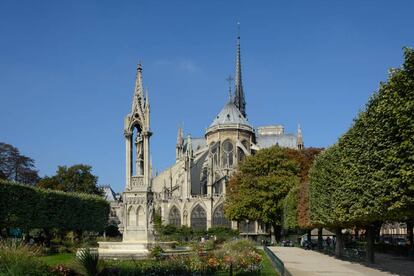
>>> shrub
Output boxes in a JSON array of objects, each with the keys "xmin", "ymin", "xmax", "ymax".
[
  {"xmin": 0, "ymin": 180, "xmax": 110, "ymax": 234},
  {"xmin": 219, "ymin": 239, "xmax": 263, "ymax": 273},
  {"xmin": 0, "ymin": 241, "xmax": 53, "ymax": 275},
  {"xmin": 207, "ymin": 226, "xmax": 239, "ymax": 243},
  {"xmin": 76, "ymin": 248, "xmax": 100, "ymax": 276},
  {"xmin": 104, "ymin": 225, "xmax": 121, "ymax": 237},
  {"xmin": 204, "ymin": 239, "xmax": 216, "ymax": 251},
  {"xmin": 149, "ymin": 245, "xmax": 164, "ymax": 260}
]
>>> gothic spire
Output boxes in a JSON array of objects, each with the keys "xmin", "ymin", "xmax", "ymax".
[
  {"xmin": 233, "ymin": 23, "xmax": 246, "ymax": 118},
  {"xmin": 132, "ymin": 63, "xmax": 145, "ymax": 118},
  {"xmin": 176, "ymin": 124, "xmax": 184, "ymax": 147},
  {"xmin": 297, "ymin": 124, "xmax": 304, "ymax": 150}
]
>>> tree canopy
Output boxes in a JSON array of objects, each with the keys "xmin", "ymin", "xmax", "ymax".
[
  {"xmin": 37, "ymin": 164, "xmax": 103, "ymax": 196},
  {"xmin": 310, "ymin": 48, "xmax": 414, "ymax": 227},
  {"xmin": 284, "ymin": 148, "xmax": 323, "ymax": 229},
  {"xmin": 225, "ymin": 146, "xmax": 301, "ymax": 238},
  {"xmin": 309, "ymin": 48, "xmax": 414, "ymax": 261},
  {"xmin": 0, "ymin": 142, "xmax": 40, "ymax": 185}
]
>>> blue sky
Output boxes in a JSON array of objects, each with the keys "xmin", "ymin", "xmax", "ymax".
[{"xmin": 1, "ymin": 1, "xmax": 413, "ymax": 192}]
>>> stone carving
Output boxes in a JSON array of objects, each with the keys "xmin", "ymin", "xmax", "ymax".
[{"xmin": 131, "ymin": 176, "xmax": 144, "ymax": 189}]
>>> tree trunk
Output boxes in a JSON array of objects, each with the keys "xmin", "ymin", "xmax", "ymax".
[
  {"xmin": 74, "ymin": 230, "xmax": 83, "ymax": 244},
  {"xmin": 275, "ymin": 224, "xmax": 282, "ymax": 243},
  {"xmin": 334, "ymin": 228, "xmax": 343, "ymax": 257},
  {"xmin": 354, "ymin": 227, "xmax": 359, "ymax": 240},
  {"xmin": 271, "ymin": 223, "xmax": 282, "ymax": 244},
  {"xmin": 318, "ymin": 227, "xmax": 323, "ymax": 250},
  {"xmin": 270, "ymin": 225, "xmax": 276, "ymax": 244},
  {"xmin": 407, "ymin": 219, "xmax": 413, "ymax": 254},
  {"xmin": 43, "ymin": 228, "xmax": 52, "ymax": 248},
  {"xmin": 366, "ymin": 225, "xmax": 375, "ymax": 263},
  {"xmin": 307, "ymin": 229, "xmax": 311, "ymax": 243}
]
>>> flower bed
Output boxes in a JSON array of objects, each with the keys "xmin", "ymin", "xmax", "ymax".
[{"xmin": 101, "ymin": 240, "xmax": 264, "ymax": 275}]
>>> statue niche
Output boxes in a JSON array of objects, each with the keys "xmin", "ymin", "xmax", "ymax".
[{"xmin": 133, "ymin": 125, "xmax": 144, "ymax": 176}]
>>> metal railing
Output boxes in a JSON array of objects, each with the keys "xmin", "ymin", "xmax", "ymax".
[{"xmin": 263, "ymin": 246, "xmax": 291, "ymax": 276}]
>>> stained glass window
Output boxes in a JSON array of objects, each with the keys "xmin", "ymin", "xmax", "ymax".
[
  {"xmin": 222, "ymin": 140, "xmax": 233, "ymax": 167},
  {"xmin": 168, "ymin": 206, "xmax": 181, "ymax": 227},
  {"xmin": 191, "ymin": 204, "xmax": 207, "ymax": 230},
  {"xmin": 212, "ymin": 204, "xmax": 231, "ymax": 227}
]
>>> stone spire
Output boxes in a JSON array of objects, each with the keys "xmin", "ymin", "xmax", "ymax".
[
  {"xmin": 175, "ymin": 124, "xmax": 184, "ymax": 161},
  {"xmin": 186, "ymin": 134, "xmax": 193, "ymax": 158},
  {"xmin": 176, "ymin": 125, "xmax": 184, "ymax": 146},
  {"xmin": 131, "ymin": 64, "xmax": 146, "ymax": 126},
  {"xmin": 233, "ymin": 23, "xmax": 246, "ymax": 118},
  {"xmin": 297, "ymin": 124, "xmax": 304, "ymax": 150}
]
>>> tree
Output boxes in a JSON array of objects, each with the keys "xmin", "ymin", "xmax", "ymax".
[
  {"xmin": 283, "ymin": 148, "xmax": 323, "ymax": 229},
  {"xmin": 0, "ymin": 142, "xmax": 40, "ymax": 185},
  {"xmin": 225, "ymin": 146, "xmax": 300, "ymax": 242},
  {"xmin": 309, "ymin": 48, "xmax": 414, "ymax": 262},
  {"xmin": 38, "ymin": 164, "xmax": 102, "ymax": 196}
]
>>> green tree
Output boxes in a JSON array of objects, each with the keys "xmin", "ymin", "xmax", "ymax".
[
  {"xmin": 0, "ymin": 142, "xmax": 40, "ymax": 185},
  {"xmin": 38, "ymin": 164, "xmax": 103, "ymax": 196},
  {"xmin": 309, "ymin": 48, "xmax": 414, "ymax": 262},
  {"xmin": 225, "ymin": 146, "xmax": 300, "ymax": 241},
  {"xmin": 283, "ymin": 148, "xmax": 323, "ymax": 229}
]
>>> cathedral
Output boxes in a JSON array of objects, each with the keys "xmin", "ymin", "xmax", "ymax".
[{"xmin": 117, "ymin": 34, "xmax": 304, "ymax": 241}]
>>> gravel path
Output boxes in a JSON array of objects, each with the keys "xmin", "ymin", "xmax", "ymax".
[{"xmin": 268, "ymin": 247, "xmax": 406, "ymax": 276}]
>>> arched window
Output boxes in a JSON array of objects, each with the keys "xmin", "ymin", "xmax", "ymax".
[
  {"xmin": 128, "ymin": 206, "xmax": 136, "ymax": 226},
  {"xmin": 238, "ymin": 147, "xmax": 245, "ymax": 162},
  {"xmin": 191, "ymin": 204, "xmax": 207, "ymax": 230},
  {"xmin": 169, "ymin": 206, "xmax": 181, "ymax": 227},
  {"xmin": 238, "ymin": 140, "xmax": 249, "ymax": 162},
  {"xmin": 210, "ymin": 143, "xmax": 219, "ymax": 167},
  {"xmin": 183, "ymin": 210, "xmax": 188, "ymax": 226},
  {"xmin": 212, "ymin": 204, "xmax": 231, "ymax": 227},
  {"xmin": 200, "ymin": 167, "xmax": 208, "ymax": 195},
  {"xmin": 222, "ymin": 140, "xmax": 233, "ymax": 167},
  {"xmin": 137, "ymin": 206, "xmax": 145, "ymax": 227},
  {"xmin": 213, "ymin": 173, "xmax": 223, "ymax": 194}
]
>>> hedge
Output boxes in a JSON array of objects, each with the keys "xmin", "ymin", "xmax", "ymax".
[{"xmin": 0, "ymin": 180, "xmax": 110, "ymax": 232}]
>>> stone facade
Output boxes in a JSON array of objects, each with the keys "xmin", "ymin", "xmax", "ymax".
[
  {"xmin": 148, "ymin": 35, "xmax": 304, "ymax": 237},
  {"xmin": 109, "ymin": 35, "xmax": 305, "ymax": 243}
]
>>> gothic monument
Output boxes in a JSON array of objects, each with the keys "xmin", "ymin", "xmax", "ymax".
[{"xmin": 99, "ymin": 32, "xmax": 304, "ymax": 258}]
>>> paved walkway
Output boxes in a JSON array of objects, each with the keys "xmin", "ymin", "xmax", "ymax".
[{"xmin": 268, "ymin": 247, "xmax": 397, "ymax": 276}]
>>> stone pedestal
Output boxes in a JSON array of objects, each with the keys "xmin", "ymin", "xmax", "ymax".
[{"xmin": 98, "ymin": 242, "xmax": 150, "ymax": 259}]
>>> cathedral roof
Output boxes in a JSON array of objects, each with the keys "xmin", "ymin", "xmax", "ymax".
[
  {"xmin": 256, "ymin": 133, "xmax": 298, "ymax": 149},
  {"xmin": 207, "ymin": 102, "xmax": 253, "ymax": 133}
]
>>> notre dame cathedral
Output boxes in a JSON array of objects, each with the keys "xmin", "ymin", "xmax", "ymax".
[{"xmin": 117, "ymin": 33, "xmax": 304, "ymax": 241}]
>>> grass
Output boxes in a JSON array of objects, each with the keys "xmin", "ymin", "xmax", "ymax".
[
  {"xmin": 38, "ymin": 252, "xmax": 76, "ymax": 266},
  {"xmin": 258, "ymin": 249, "xmax": 278, "ymax": 275}
]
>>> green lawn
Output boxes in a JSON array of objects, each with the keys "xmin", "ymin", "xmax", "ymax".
[
  {"xmin": 258, "ymin": 249, "xmax": 278, "ymax": 276},
  {"xmin": 38, "ymin": 252, "xmax": 76, "ymax": 266}
]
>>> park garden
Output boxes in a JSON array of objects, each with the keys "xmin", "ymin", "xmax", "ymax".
[
  {"xmin": 0, "ymin": 47, "xmax": 413, "ymax": 273},
  {"xmin": 225, "ymin": 48, "xmax": 414, "ymax": 264},
  {"xmin": 0, "ymin": 180, "xmax": 276, "ymax": 275}
]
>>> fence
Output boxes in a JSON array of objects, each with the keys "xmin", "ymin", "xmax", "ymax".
[{"xmin": 263, "ymin": 246, "xmax": 291, "ymax": 276}]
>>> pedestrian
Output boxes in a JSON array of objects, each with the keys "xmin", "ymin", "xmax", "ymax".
[{"xmin": 326, "ymin": 236, "xmax": 331, "ymax": 248}]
